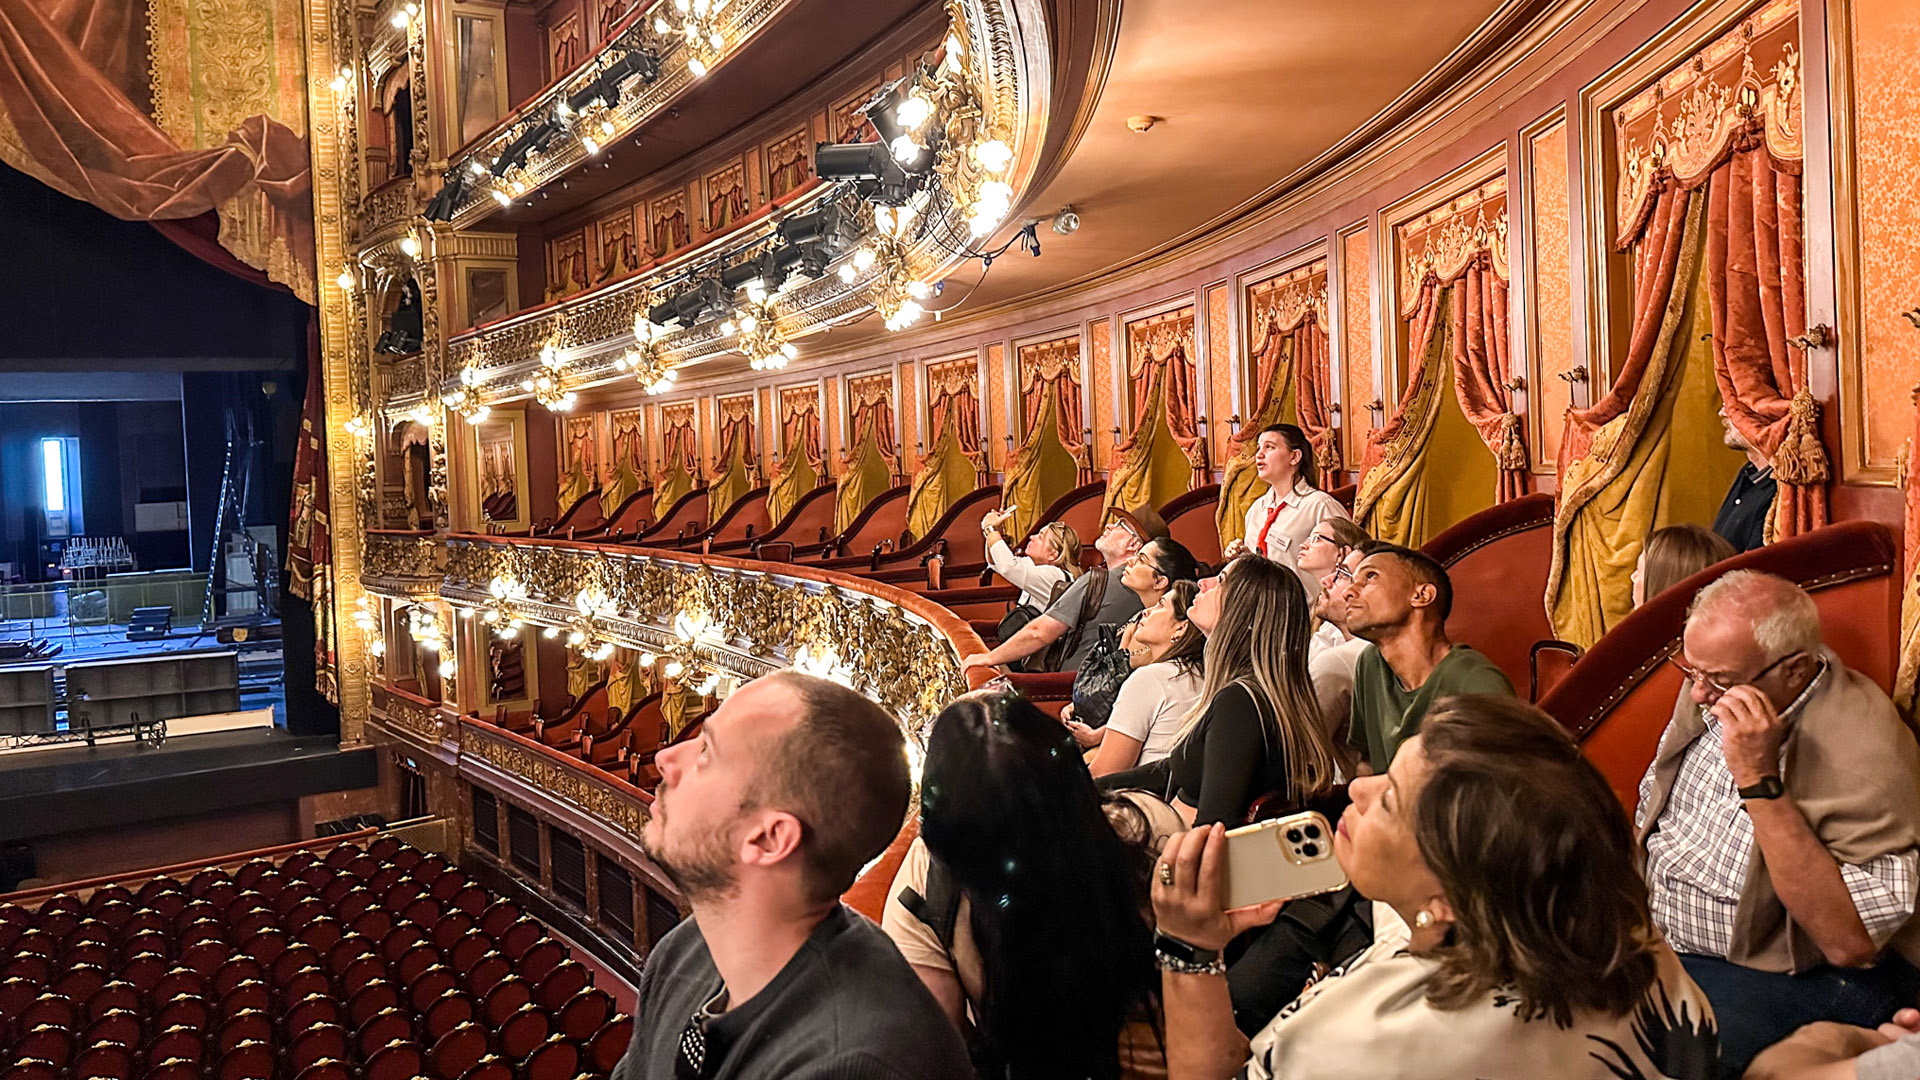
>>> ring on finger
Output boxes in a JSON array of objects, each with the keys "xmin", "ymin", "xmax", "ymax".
[{"xmin": 1158, "ymin": 862, "xmax": 1174, "ymax": 887}]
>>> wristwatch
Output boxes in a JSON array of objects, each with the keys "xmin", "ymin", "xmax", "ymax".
[
  {"xmin": 1738, "ymin": 775, "xmax": 1785, "ymax": 801},
  {"xmin": 1153, "ymin": 931, "xmax": 1226, "ymax": 976}
]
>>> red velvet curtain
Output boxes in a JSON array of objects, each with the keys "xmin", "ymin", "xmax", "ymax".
[
  {"xmin": 850, "ymin": 395, "xmax": 898, "ymax": 459},
  {"xmin": 781, "ymin": 403, "xmax": 821, "ymax": 470},
  {"xmin": 1021, "ymin": 367, "xmax": 1084, "ymax": 455},
  {"xmin": 1560, "ymin": 181, "xmax": 1694, "ymax": 469},
  {"xmin": 1117, "ymin": 337, "xmax": 1201, "ymax": 461},
  {"xmin": 0, "ymin": 0, "xmax": 314, "ymax": 298},
  {"xmin": 930, "ymin": 382, "xmax": 982, "ymax": 454},
  {"xmin": 1451, "ymin": 255, "xmax": 1530, "ymax": 502},
  {"xmin": 716, "ymin": 411, "xmax": 753, "ymax": 466},
  {"xmin": 1293, "ymin": 318, "xmax": 1337, "ymax": 471},
  {"xmin": 1708, "ymin": 144, "xmax": 1824, "ymax": 538},
  {"xmin": 663, "ymin": 417, "xmax": 697, "ymax": 477}
]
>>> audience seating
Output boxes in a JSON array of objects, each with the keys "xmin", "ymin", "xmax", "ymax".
[
  {"xmin": 1537, "ymin": 520, "xmax": 1902, "ymax": 810},
  {"xmin": 791, "ymin": 485, "xmax": 911, "ymax": 562},
  {"xmin": 1418, "ymin": 493, "xmax": 1555, "ymax": 695},
  {"xmin": 1161, "ymin": 484, "xmax": 1223, "ymax": 568},
  {"xmin": 575, "ymin": 487, "xmax": 656, "ymax": 542},
  {"xmin": 0, "ymin": 835, "xmax": 632, "ymax": 1080},
  {"xmin": 817, "ymin": 486, "xmax": 1004, "ymax": 574},
  {"xmin": 630, "ymin": 489, "xmax": 709, "ymax": 547},
  {"xmin": 528, "ymin": 489, "xmax": 606, "ymax": 540},
  {"xmin": 704, "ymin": 483, "xmax": 837, "ymax": 556},
  {"xmin": 669, "ymin": 487, "xmax": 772, "ymax": 552}
]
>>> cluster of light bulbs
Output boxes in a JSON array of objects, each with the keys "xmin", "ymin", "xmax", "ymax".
[
  {"xmin": 720, "ymin": 283, "xmax": 799, "ymax": 371},
  {"xmin": 480, "ymin": 575, "xmax": 529, "ymax": 637},
  {"xmin": 352, "ymin": 596, "xmax": 386, "ymax": 659},
  {"xmin": 614, "ymin": 315, "xmax": 679, "ymax": 393},
  {"xmin": 407, "ymin": 603, "xmax": 456, "ymax": 679},
  {"xmin": 387, "ymin": 0, "xmax": 418, "ymax": 29},
  {"xmin": 654, "ymin": 0, "xmax": 728, "ymax": 77},
  {"xmin": 565, "ymin": 587, "xmax": 622, "ymax": 661},
  {"xmin": 441, "ymin": 366, "xmax": 491, "ymax": 424},
  {"xmin": 522, "ymin": 343, "xmax": 577, "ymax": 411}
]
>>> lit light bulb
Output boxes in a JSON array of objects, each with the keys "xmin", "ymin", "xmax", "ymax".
[
  {"xmin": 707, "ymin": 31, "xmax": 723, "ymax": 50},
  {"xmin": 664, "ymin": 659, "xmax": 685, "ymax": 678},
  {"xmin": 687, "ymin": 56, "xmax": 707, "ymax": 77},
  {"xmin": 853, "ymin": 248, "xmax": 876, "ymax": 271},
  {"xmin": 895, "ymin": 95, "xmax": 934, "ymax": 130},
  {"xmin": 837, "ymin": 263, "xmax": 857, "ymax": 283},
  {"xmin": 639, "ymin": 651, "xmax": 657, "ymax": 666},
  {"xmin": 465, "ymin": 406, "xmax": 489, "ymax": 424},
  {"xmin": 653, "ymin": 14, "xmax": 669, "ymax": 32},
  {"xmin": 739, "ymin": 315, "xmax": 757, "ymax": 333},
  {"xmin": 907, "ymin": 280, "xmax": 931, "ymax": 300},
  {"xmin": 780, "ymin": 342, "xmax": 798, "ymax": 360},
  {"xmin": 438, "ymin": 659, "xmax": 456, "ymax": 679},
  {"xmin": 581, "ymin": 135, "xmax": 601, "ymax": 156},
  {"xmin": 369, "ymin": 640, "xmax": 386, "ymax": 657},
  {"xmin": 330, "ymin": 73, "xmax": 349, "ymax": 94},
  {"xmin": 491, "ymin": 188, "xmax": 512, "ymax": 206},
  {"xmin": 468, "ymin": 160, "xmax": 489, "ymax": 177},
  {"xmin": 598, "ymin": 118, "xmax": 616, "ymax": 137},
  {"xmin": 889, "ymin": 135, "xmax": 923, "ymax": 165},
  {"xmin": 399, "ymin": 234, "xmax": 420, "ymax": 258},
  {"xmin": 542, "ymin": 626, "xmax": 560, "ymax": 639},
  {"xmin": 389, "ymin": 10, "xmax": 407, "ymax": 26},
  {"xmin": 974, "ymin": 139, "xmax": 1012, "ymax": 173}
]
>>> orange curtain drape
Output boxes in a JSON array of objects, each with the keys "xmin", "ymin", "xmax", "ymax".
[
  {"xmin": 1021, "ymin": 366, "xmax": 1086, "ymax": 460},
  {"xmin": 780, "ymin": 402, "xmax": 823, "ymax": 473},
  {"xmin": 1451, "ymin": 256, "xmax": 1529, "ymax": 502},
  {"xmin": 1560, "ymin": 181, "xmax": 1695, "ymax": 468},
  {"xmin": 1293, "ymin": 318, "xmax": 1337, "ymax": 471},
  {"xmin": 930, "ymin": 382, "xmax": 983, "ymax": 459},
  {"xmin": 850, "ymin": 395, "xmax": 899, "ymax": 462},
  {"xmin": 1362, "ymin": 280, "xmax": 1445, "ymax": 477},
  {"xmin": 1708, "ymin": 144, "xmax": 1824, "ymax": 538},
  {"xmin": 716, "ymin": 411, "xmax": 753, "ymax": 469},
  {"xmin": 662, "ymin": 418, "xmax": 698, "ymax": 478},
  {"xmin": 1118, "ymin": 337, "xmax": 1201, "ymax": 462},
  {"xmin": 0, "ymin": 0, "xmax": 315, "ymax": 299}
]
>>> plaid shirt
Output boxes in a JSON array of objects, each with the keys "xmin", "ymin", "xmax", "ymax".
[{"xmin": 1639, "ymin": 664, "xmax": 1919, "ymax": 959}]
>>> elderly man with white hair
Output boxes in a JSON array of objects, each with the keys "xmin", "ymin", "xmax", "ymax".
[{"xmin": 1634, "ymin": 569, "xmax": 1920, "ymax": 1077}]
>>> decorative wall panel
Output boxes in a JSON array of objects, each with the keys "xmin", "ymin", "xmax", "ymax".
[
  {"xmin": 985, "ymin": 343, "xmax": 1007, "ymax": 472},
  {"xmin": 1341, "ymin": 227, "xmax": 1374, "ymax": 473},
  {"xmin": 1090, "ymin": 317, "xmax": 1114, "ymax": 469},
  {"xmin": 1206, "ymin": 283, "xmax": 1232, "ymax": 468},
  {"xmin": 1529, "ymin": 117, "xmax": 1574, "ymax": 471}
]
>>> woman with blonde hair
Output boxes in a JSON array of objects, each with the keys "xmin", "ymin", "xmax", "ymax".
[
  {"xmin": 1103, "ymin": 555, "xmax": 1338, "ymax": 827},
  {"xmin": 1631, "ymin": 523, "xmax": 1735, "ymax": 607},
  {"xmin": 982, "ymin": 509, "xmax": 1082, "ymax": 608}
]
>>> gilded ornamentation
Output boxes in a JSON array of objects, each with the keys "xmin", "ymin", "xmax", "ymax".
[
  {"xmin": 381, "ymin": 693, "xmax": 447, "ymax": 743},
  {"xmin": 361, "ymin": 531, "xmax": 444, "ymax": 597},
  {"xmin": 1247, "ymin": 262, "xmax": 1330, "ymax": 337},
  {"xmin": 1397, "ymin": 179, "xmax": 1509, "ymax": 309},
  {"xmin": 1613, "ymin": 0, "xmax": 1801, "ymax": 247},
  {"xmin": 459, "ymin": 722, "xmax": 650, "ymax": 837},
  {"xmin": 1018, "ymin": 336, "xmax": 1080, "ymax": 387}
]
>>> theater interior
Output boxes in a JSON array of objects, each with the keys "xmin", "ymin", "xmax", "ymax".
[{"xmin": 0, "ymin": 0, "xmax": 1917, "ymax": 1073}]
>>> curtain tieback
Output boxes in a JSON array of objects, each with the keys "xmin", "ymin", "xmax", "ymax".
[
  {"xmin": 1772, "ymin": 388, "xmax": 1830, "ymax": 487},
  {"xmin": 1495, "ymin": 411, "xmax": 1528, "ymax": 471}
]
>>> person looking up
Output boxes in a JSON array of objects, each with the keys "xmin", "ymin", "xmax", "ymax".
[
  {"xmin": 960, "ymin": 505, "xmax": 1169, "ymax": 674},
  {"xmin": 1067, "ymin": 580, "xmax": 1208, "ymax": 776},
  {"xmin": 1102, "ymin": 555, "xmax": 1337, "ymax": 828},
  {"xmin": 1637, "ymin": 570, "xmax": 1920, "ymax": 1077},
  {"xmin": 1344, "ymin": 542, "xmax": 1513, "ymax": 774},
  {"xmin": 1632, "ymin": 523, "xmax": 1736, "ymax": 608},
  {"xmin": 1151, "ymin": 696, "xmax": 1719, "ymax": 1080},
  {"xmin": 611, "ymin": 671, "xmax": 973, "ymax": 1080},
  {"xmin": 1309, "ymin": 547, "xmax": 1373, "ymax": 772},
  {"xmin": 981, "ymin": 511, "xmax": 1081, "ymax": 610},
  {"xmin": 1223, "ymin": 424, "xmax": 1350, "ymax": 594},
  {"xmin": 1295, "ymin": 517, "xmax": 1370, "ymax": 653},
  {"xmin": 884, "ymin": 690, "xmax": 1184, "ymax": 1079}
]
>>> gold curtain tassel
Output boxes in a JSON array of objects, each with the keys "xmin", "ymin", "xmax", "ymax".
[{"xmin": 1771, "ymin": 388, "xmax": 1830, "ymax": 487}]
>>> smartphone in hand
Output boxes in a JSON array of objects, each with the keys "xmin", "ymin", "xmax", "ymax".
[{"xmin": 1221, "ymin": 811, "xmax": 1348, "ymax": 910}]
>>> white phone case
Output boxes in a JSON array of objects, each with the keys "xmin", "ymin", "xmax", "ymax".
[{"xmin": 1221, "ymin": 811, "xmax": 1348, "ymax": 910}]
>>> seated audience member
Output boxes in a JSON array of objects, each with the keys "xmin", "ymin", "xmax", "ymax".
[
  {"xmin": 981, "ymin": 510, "xmax": 1081, "ymax": 609},
  {"xmin": 1746, "ymin": 1009, "xmax": 1920, "ymax": 1080},
  {"xmin": 1151, "ymin": 696, "xmax": 1720, "ymax": 1080},
  {"xmin": 612, "ymin": 671, "xmax": 973, "ymax": 1080},
  {"xmin": 1345, "ymin": 542, "xmax": 1513, "ymax": 774},
  {"xmin": 1634, "ymin": 523, "xmax": 1737, "ymax": 608},
  {"xmin": 1309, "ymin": 547, "xmax": 1372, "ymax": 768},
  {"xmin": 1101, "ymin": 555, "xmax": 1338, "ymax": 828},
  {"xmin": 1714, "ymin": 405, "xmax": 1778, "ymax": 553},
  {"xmin": 1637, "ymin": 570, "xmax": 1920, "ymax": 1077},
  {"xmin": 1223, "ymin": 423, "xmax": 1351, "ymax": 593},
  {"xmin": 1067, "ymin": 580, "xmax": 1207, "ymax": 775},
  {"xmin": 961, "ymin": 505, "xmax": 1170, "ymax": 674},
  {"xmin": 884, "ymin": 690, "xmax": 1184, "ymax": 1079},
  {"xmin": 1296, "ymin": 517, "xmax": 1370, "ymax": 653}
]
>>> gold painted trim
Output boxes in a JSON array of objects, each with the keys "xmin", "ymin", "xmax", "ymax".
[{"xmin": 1378, "ymin": 144, "xmax": 1507, "ymax": 399}]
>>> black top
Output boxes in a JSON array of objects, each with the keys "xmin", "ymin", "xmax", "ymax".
[
  {"xmin": 1713, "ymin": 462, "xmax": 1776, "ymax": 553},
  {"xmin": 1101, "ymin": 683, "xmax": 1290, "ymax": 827},
  {"xmin": 611, "ymin": 904, "xmax": 974, "ymax": 1080}
]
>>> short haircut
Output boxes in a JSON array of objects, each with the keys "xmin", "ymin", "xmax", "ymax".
[
  {"xmin": 1687, "ymin": 569, "xmax": 1822, "ymax": 659},
  {"xmin": 1141, "ymin": 536, "xmax": 1200, "ymax": 585},
  {"xmin": 1640, "ymin": 524, "xmax": 1734, "ymax": 601},
  {"xmin": 1360, "ymin": 543, "xmax": 1454, "ymax": 623},
  {"xmin": 758, "ymin": 671, "xmax": 910, "ymax": 903}
]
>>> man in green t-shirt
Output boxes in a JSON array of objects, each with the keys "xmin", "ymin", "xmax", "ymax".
[{"xmin": 1343, "ymin": 541, "xmax": 1514, "ymax": 773}]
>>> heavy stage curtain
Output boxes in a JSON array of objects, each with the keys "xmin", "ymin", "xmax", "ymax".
[
  {"xmin": 708, "ymin": 407, "xmax": 755, "ymax": 518},
  {"xmin": 600, "ymin": 419, "xmax": 645, "ymax": 516},
  {"xmin": 1451, "ymin": 254, "xmax": 1530, "ymax": 503},
  {"xmin": 1217, "ymin": 309, "xmax": 1337, "ymax": 547},
  {"xmin": 1104, "ymin": 331, "xmax": 1201, "ymax": 519},
  {"xmin": 286, "ymin": 320, "xmax": 334, "ymax": 698},
  {"xmin": 1354, "ymin": 281, "xmax": 1449, "ymax": 546},
  {"xmin": 835, "ymin": 389, "xmax": 898, "ymax": 534},
  {"xmin": 906, "ymin": 375, "xmax": 984, "ymax": 542},
  {"xmin": 770, "ymin": 396, "xmax": 824, "ymax": 526},
  {"xmin": 1003, "ymin": 346, "xmax": 1085, "ymax": 540},
  {"xmin": 0, "ymin": 0, "xmax": 315, "ymax": 300},
  {"xmin": 653, "ymin": 414, "xmax": 699, "ymax": 520}
]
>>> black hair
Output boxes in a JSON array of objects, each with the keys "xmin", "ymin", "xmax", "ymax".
[
  {"xmin": 1140, "ymin": 536, "xmax": 1200, "ymax": 586},
  {"xmin": 919, "ymin": 691, "xmax": 1161, "ymax": 1079},
  {"xmin": 1260, "ymin": 423, "xmax": 1320, "ymax": 490},
  {"xmin": 1357, "ymin": 541, "xmax": 1454, "ymax": 623}
]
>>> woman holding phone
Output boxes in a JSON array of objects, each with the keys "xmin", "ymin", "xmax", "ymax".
[
  {"xmin": 981, "ymin": 508, "xmax": 1081, "ymax": 609},
  {"xmin": 1149, "ymin": 696, "xmax": 1718, "ymax": 1079}
]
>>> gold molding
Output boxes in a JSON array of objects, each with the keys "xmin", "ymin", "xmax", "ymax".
[{"xmin": 1377, "ymin": 143, "xmax": 1506, "ymax": 399}]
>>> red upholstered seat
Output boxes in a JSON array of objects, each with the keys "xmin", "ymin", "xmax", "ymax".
[
  {"xmin": 84, "ymin": 1007, "xmax": 142, "ymax": 1049},
  {"xmin": 214, "ymin": 1041, "xmax": 275, "ymax": 1080},
  {"xmin": 521, "ymin": 1034, "xmax": 580, "ymax": 1080},
  {"xmin": 429, "ymin": 1022, "xmax": 488, "ymax": 1080},
  {"xmin": 497, "ymin": 1003, "xmax": 552, "ymax": 1060},
  {"xmin": 1162, "ymin": 484, "xmax": 1223, "ymax": 568},
  {"xmin": 532, "ymin": 962, "xmax": 588, "ymax": 1012},
  {"xmin": 71, "ymin": 1043, "xmax": 134, "ymax": 1080},
  {"xmin": 516, "ymin": 939, "xmax": 565, "ymax": 983},
  {"xmin": 354, "ymin": 1008, "xmax": 411, "ymax": 1059},
  {"xmin": 286, "ymin": 1024, "xmax": 348, "ymax": 1076},
  {"xmin": 423, "ymin": 991, "xmax": 475, "ymax": 1041},
  {"xmin": 14, "ymin": 1025, "xmax": 73, "ymax": 1068},
  {"xmin": 290, "ymin": 1060, "xmax": 352, "ymax": 1080},
  {"xmin": 151, "ymin": 996, "xmax": 209, "ymax": 1035},
  {"xmin": 213, "ymin": 1010, "xmax": 271, "ymax": 1056},
  {"xmin": 1539, "ymin": 520, "xmax": 1903, "ymax": 812},
  {"xmin": 588, "ymin": 1015, "xmax": 633, "ymax": 1074},
  {"xmin": 1418, "ymin": 492, "xmax": 1556, "ymax": 694},
  {"xmin": 557, "ymin": 987, "xmax": 613, "ymax": 1041},
  {"xmin": 364, "ymin": 1042, "xmax": 426, "ymax": 1080},
  {"xmin": 455, "ymin": 1056, "xmax": 512, "ymax": 1080},
  {"xmin": 280, "ymin": 994, "xmax": 338, "ymax": 1035}
]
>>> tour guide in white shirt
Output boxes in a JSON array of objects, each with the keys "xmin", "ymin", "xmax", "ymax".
[
  {"xmin": 1635, "ymin": 571, "xmax": 1920, "ymax": 1077},
  {"xmin": 1223, "ymin": 424, "xmax": 1348, "ymax": 591}
]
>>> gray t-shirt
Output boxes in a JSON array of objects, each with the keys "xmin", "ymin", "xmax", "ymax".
[
  {"xmin": 1043, "ymin": 566, "xmax": 1144, "ymax": 672},
  {"xmin": 612, "ymin": 905, "xmax": 973, "ymax": 1080},
  {"xmin": 1858, "ymin": 1031, "xmax": 1920, "ymax": 1080}
]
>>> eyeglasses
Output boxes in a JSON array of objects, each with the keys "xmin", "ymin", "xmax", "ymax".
[
  {"xmin": 1330, "ymin": 564, "xmax": 1355, "ymax": 584},
  {"xmin": 1106, "ymin": 518, "xmax": 1143, "ymax": 544},
  {"xmin": 1667, "ymin": 650, "xmax": 1802, "ymax": 698}
]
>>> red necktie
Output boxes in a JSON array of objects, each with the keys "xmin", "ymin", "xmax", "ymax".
[{"xmin": 1256, "ymin": 499, "xmax": 1290, "ymax": 556}]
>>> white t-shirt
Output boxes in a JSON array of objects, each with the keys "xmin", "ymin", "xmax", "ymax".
[
  {"xmin": 1243, "ymin": 481, "xmax": 1351, "ymax": 596},
  {"xmin": 1104, "ymin": 661, "xmax": 1204, "ymax": 766},
  {"xmin": 1308, "ymin": 636, "xmax": 1369, "ymax": 751},
  {"xmin": 985, "ymin": 536, "xmax": 1073, "ymax": 610}
]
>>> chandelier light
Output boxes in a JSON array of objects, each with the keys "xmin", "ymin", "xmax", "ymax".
[
  {"xmin": 654, "ymin": 0, "xmax": 727, "ymax": 77},
  {"xmin": 721, "ymin": 284, "xmax": 798, "ymax": 371},
  {"xmin": 614, "ymin": 314, "xmax": 680, "ymax": 393},
  {"xmin": 480, "ymin": 575, "xmax": 529, "ymax": 637},
  {"xmin": 442, "ymin": 366, "xmax": 492, "ymax": 424},
  {"xmin": 522, "ymin": 343, "xmax": 577, "ymax": 411}
]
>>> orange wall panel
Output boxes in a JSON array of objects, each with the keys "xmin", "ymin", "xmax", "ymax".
[
  {"xmin": 1530, "ymin": 119, "xmax": 1573, "ymax": 470},
  {"xmin": 1341, "ymin": 228, "xmax": 1375, "ymax": 472},
  {"xmin": 1090, "ymin": 317, "xmax": 1114, "ymax": 469},
  {"xmin": 897, "ymin": 361, "xmax": 917, "ymax": 465},
  {"xmin": 1206, "ymin": 283, "xmax": 1232, "ymax": 468},
  {"xmin": 986, "ymin": 343, "xmax": 1007, "ymax": 470}
]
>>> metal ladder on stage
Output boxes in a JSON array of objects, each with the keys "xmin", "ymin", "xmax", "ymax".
[{"xmin": 199, "ymin": 418, "xmax": 276, "ymax": 630}]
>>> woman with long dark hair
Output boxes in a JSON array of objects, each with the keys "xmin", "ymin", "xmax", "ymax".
[
  {"xmin": 883, "ymin": 690, "xmax": 1182, "ymax": 1079},
  {"xmin": 1068, "ymin": 580, "xmax": 1208, "ymax": 776},
  {"xmin": 1103, "ymin": 554, "xmax": 1338, "ymax": 827}
]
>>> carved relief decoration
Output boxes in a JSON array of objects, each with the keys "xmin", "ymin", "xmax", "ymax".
[
  {"xmin": 1614, "ymin": 0, "xmax": 1801, "ymax": 247},
  {"xmin": 459, "ymin": 721, "xmax": 650, "ymax": 837},
  {"xmin": 594, "ymin": 208, "xmax": 642, "ymax": 285},
  {"xmin": 649, "ymin": 191, "xmax": 691, "ymax": 259},
  {"xmin": 1397, "ymin": 178, "xmax": 1509, "ymax": 310},
  {"xmin": 1247, "ymin": 262, "xmax": 1330, "ymax": 338},
  {"xmin": 547, "ymin": 231, "xmax": 589, "ymax": 301}
]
